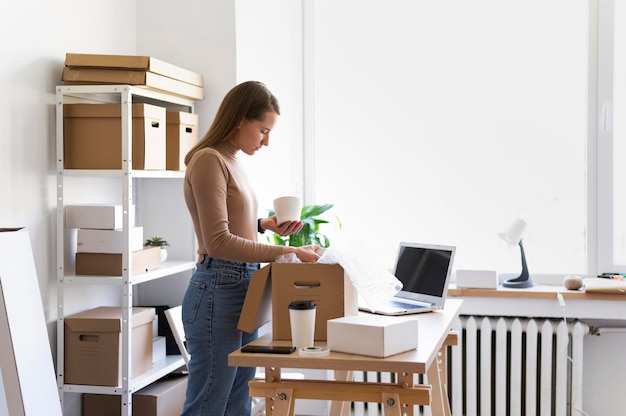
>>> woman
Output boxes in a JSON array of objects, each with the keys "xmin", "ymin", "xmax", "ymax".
[{"xmin": 181, "ymin": 81, "xmax": 320, "ymax": 415}]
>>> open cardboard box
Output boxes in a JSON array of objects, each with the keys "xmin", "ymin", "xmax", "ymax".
[{"xmin": 238, "ymin": 263, "xmax": 358, "ymax": 340}]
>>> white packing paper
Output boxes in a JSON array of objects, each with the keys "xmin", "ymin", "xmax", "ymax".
[{"xmin": 275, "ymin": 242, "xmax": 403, "ymax": 309}]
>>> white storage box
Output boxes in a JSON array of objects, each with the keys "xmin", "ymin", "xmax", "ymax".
[
  {"xmin": 65, "ymin": 204, "xmax": 133, "ymax": 229},
  {"xmin": 77, "ymin": 227, "xmax": 144, "ymax": 253},
  {"xmin": 455, "ymin": 269, "xmax": 498, "ymax": 289},
  {"xmin": 152, "ymin": 336, "xmax": 166, "ymax": 364},
  {"xmin": 327, "ymin": 314, "xmax": 418, "ymax": 358}
]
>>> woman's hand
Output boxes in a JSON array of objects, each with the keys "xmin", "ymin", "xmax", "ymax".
[
  {"xmin": 261, "ymin": 216, "xmax": 303, "ymax": 236},
  {"xmin": 283, "ymin": 245, "xmax": 321, "ymax": 263}
]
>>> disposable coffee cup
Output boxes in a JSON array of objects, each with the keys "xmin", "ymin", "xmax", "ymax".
[
  {"xmin": 273, "ymin": 196, "xmax": 302, "ymax": 225},
  {"xmin": 289, "ymin": 300, "xmax": 316, "ymax": 349}
]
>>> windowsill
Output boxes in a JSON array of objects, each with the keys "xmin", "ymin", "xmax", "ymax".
[
  {"xmin": 448, "ymin": 282, "xmax": 626, "ymax": 301},
  {"xmin": 447, "ymin": 282, "xmax": 626, "ymax": 324}
]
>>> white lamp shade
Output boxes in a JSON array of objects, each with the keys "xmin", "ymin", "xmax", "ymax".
[{"xmin": 499, "ymin": 218, "xmax": 527, "ymax": 245}]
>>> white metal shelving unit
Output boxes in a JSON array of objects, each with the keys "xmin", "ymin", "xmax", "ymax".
[{"xmin": 55, "ymin": 84, "xmax": 196, "ymax": 415}]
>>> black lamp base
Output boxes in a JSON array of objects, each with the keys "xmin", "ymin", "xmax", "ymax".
[
  {"xmin": 502, "ymin": 239, "xmax": 533, "ymax": 289},
  {"xmin": 502, "ymin": 276, "xmax": 533, "ymax": 288}
]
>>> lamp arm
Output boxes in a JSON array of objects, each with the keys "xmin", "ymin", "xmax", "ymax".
[{"xmin": 518, "ymin": 240, "xmax": 529, "ymax": 280}]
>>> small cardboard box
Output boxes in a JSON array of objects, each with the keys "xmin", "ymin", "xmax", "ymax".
[
  {"xmin": 238, "ymin": 263, "xmax": 358, "ymax": 340},
  {"xmin": 327, "ymin": 314, "xmax": 419, "ymax": 358},
  {"xmin": 82, "ymin": 374, "xmax": 188, "ymax": 416},
  {"xmin": 76, "ymin": 246, "xmax": 161, "ymax": 276},
  {"xmin": 64, "ymin": 306, "xmax": 155, "ymax": 386},
  {"xmin": 77, "ymin": 227, "xmax": 144, "ymax": 253},
  {"xmin": 166, "ymin": 112, "xmax": 199, "ymax": 171},
  {"xmin": 65, "ymin": 204, "xmax": 128, "ymax": 229},
  {"xmin": 63, "ymin": 103, "xmax": 166, "ymax": 170}
]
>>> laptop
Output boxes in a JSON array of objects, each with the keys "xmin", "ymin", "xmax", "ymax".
[{"xmin": 359, "ymin": 242, "xmax": 456, "ymax": 315}]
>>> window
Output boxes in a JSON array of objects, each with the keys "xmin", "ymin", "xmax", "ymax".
[
  {"xmin": 310, "ymin": 0, "xmax": 589, "ymax": 275},
  {"xmin": 599, "ymin": 0, "xmax": 626, "ymax": 271},
  {"xmin": 237, "ymin": 0, "xmax": 626, "ymax": 278},
  {"xmin": 613, "ymin": 2, "xmax": 626, "ymax": 264}
]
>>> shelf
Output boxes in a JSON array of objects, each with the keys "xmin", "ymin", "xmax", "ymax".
[
  {"xmin": 62, "ymin": 355, "xmax": 186, "ymax": 395},
  {"xmin": 57, "ymin": 84, "xmax": 195, "ymax": 108},
  {"xmin": 61, "ymin": 169, "xmax": 186, "ymax": 179},
  {"xmin": 132, "ymin": 355, "xmax": 187, "ymax": 392},
  {"xmin": 56, "ymin": 83, "xmax": 196, "ymax": 415},
  {"xmin": 64, "ymin": 260, "xmax": 196, "ymax": 285}
]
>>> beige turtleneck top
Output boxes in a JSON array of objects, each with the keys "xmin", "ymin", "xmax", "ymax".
[{"xmin": 183, "ymin": 142, "xmax": 284, "ymax": 263}]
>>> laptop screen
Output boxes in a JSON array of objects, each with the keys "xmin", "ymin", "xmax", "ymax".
[{"xmin": 394, "ymin": 243, "xmax": 455, "ymax": 298}]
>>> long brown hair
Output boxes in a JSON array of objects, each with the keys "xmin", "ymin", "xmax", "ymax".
[{"xmin": 184, "ymin": 81, "xmax": 280, "ymax": 165}]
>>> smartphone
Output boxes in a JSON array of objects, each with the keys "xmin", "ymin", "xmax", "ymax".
[{"xmin": 241, "ymin": 345, "xmax": 296, "ymax": 354}]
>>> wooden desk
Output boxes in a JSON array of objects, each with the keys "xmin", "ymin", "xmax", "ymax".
[{"xmin": 229, "ymin": 299, "xmax": 462, "ymax": 416}]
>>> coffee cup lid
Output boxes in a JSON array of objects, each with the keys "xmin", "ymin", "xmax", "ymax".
[{"xmin": 289, "ymin": 300, "xmax": 316, "ymax": 310}]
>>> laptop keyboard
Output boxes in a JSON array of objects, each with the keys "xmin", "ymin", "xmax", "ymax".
[{"xmin": 389, "ymin": 300, "xmax": 426, "ymax": 309}]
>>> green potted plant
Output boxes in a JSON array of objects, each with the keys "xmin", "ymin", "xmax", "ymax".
[
  {"xmin": 145, "ymin": 236, "xmax": 170, "ymax": 262},
  {"xmin": 267, "ymin": 203, "xmax": 340, "ymax": 247}
]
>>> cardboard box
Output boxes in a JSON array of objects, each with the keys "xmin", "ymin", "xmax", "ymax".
[
  {"xmin": 65, "ymin": 204, "xmax": 128, "ymax": 229},
  {"xmin": 166, "ymin": 112, "xmax": 199, "ymax": 171},
  {"xmin": 63, "ymin": 103, "xmax": 166, "ymax": 170},
  {"xmin": 327, "ymin": 314, "xmax": 419, "ymax": 358},
  {"xmin": 82, "ymin": 374, "xmax": 188, "ymax": 416},
  {"xmin": 77, "ymin": 227, "xmax": 144, "ymax": 253},
  {"xmin": 64, "ymin": 306, "xmax": 155, "ymax": 386},
  {"xmin": 76, "ymin": 246, "xmax": 161, "ymax": 276},
  {"xmin": 64, "ymin": 53, "xmax": 204, "ymax": 87},
  {"xmin": 62, "ymin": 68, "xmax": 204, "ymax": 101},
  {"xmin": 238, "ymin": 263, "xmax": 358, "ymax": 340}
]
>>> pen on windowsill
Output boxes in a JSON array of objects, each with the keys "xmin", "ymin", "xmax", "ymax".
[{"xmin": 597, "ymin": 273, "xmax": 626, "ymax": 279}]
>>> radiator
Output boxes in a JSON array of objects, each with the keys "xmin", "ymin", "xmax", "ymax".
[{"xmin": 351, "ymin": 316, "xmax": 589, "ymax": 416}]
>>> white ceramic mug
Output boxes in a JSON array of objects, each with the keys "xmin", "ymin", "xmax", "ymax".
[
  {"xmin": 289, "ymin": 300, "xmax": 316, "ymax": 349},
  {"xmin": 273, "ymin": 196, "xmax": 302, "ymax": 225}
]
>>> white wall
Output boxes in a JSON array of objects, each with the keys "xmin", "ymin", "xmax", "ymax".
[
  {"xmin": 0, "ymin": 0, "xmax": 136, "ymax": 324},
  {"xmin": 0, "ymin": 1, "xmax": 236, "ymax": 415}
]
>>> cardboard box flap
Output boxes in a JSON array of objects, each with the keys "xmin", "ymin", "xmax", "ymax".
[
  {"xmin": 65, "ymin": 306, "xmax": 155, "ymax": 333},
  {"xmin": 237, "ymin": 266, "xmax": 272, "ymax": 334}
]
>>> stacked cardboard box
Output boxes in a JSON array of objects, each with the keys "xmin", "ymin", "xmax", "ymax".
[
  {"xmin": 166, "ymin": 111, "xmax": 199, "ymax": 171},
  {"xmin": 63, "ymin": 103, "xmax": 167, "ymax": 170},
  {"xmin": 65, "ymin": 204, "xmax": 160, "ymax": 276},
  {"xmin": 64, "ymin": 306, "xmax": 155, "ymax": 386},
  {"xmin": 82, "ymin": 374, "xmax": 188, "ymax": 415},
  {"xmin": 62, "ymin": 53, "xmax": 204, "ymax": 101}
]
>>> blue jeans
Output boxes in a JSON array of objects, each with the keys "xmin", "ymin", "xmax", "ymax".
[{"xmin": 180, "ymin": 255, "xmax": 260, "ymax": 416}]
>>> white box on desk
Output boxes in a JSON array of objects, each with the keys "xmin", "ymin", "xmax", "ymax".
[
  {"xmin": 65, "ymin": 204, "xmax": 134, "ymax": 229},
  {"xmin": 455, "ymin": 269, "xmax": 498, "ymax": 289},
  {"xmin": 77, "ymin": 227, "xmax": 144, "ymax": 253},
  {"xmin": 327, "ymin": 314, "xmax": 418, "ymax": 358}
]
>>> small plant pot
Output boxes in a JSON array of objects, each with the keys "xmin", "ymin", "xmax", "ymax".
[{"xmin": 160, "ymin": 248, "xmax": 168, "ymax": 263}]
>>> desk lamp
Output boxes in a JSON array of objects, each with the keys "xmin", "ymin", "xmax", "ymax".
[{"xmin": 499, "ymin": 218, "xmax": 533, "ymax": 288}]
